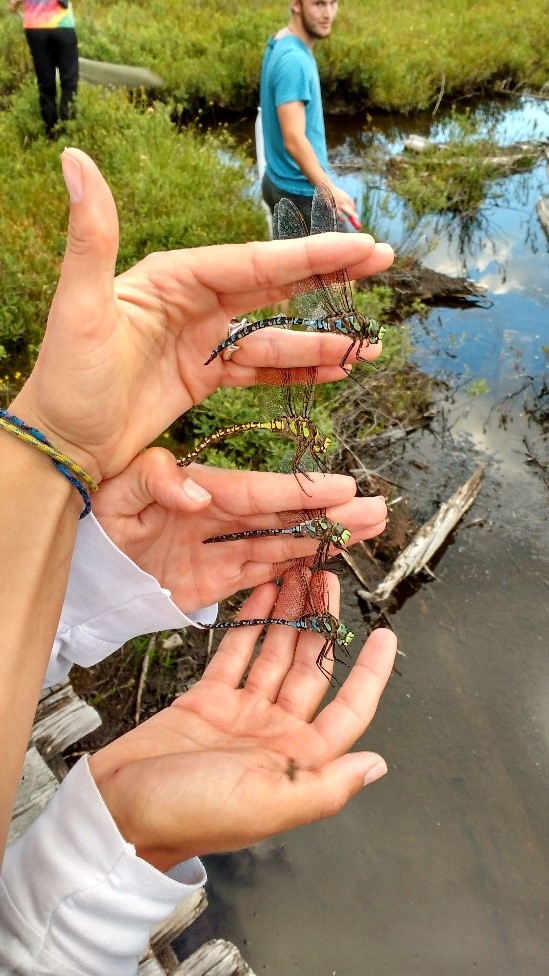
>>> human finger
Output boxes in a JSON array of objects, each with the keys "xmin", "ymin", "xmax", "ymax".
[
  {"xmin": 312, "ymin": 627, "xmax": 397, "ymax": 759},
  {"xmin": 215, "ymin": 241, "xmax": 394, "ymax": 320},
  {"xmin": 49, "ymin": 149, "xmax": 119, "ymax": 338},
  {"xmin": 208, "ymin": 493, "xmax": 386, "ymax": 544},
  {"xmin": 245, "ymin": 570, "xmax": 339, "ymax": 702},
  {"xmin": 186, "ymin": 466, "xmax": 358, "ymax": 519},
  {"xmin": 213, "ymin": 334, "xmax": 384, "ymax": 391},
  {"xmin": 244, "ymin": 750, "xmax": 388, "ymax": 842},
  {"xmin": 201, "ymin": 582, "xmax": 280, "ymax": 688},
  {"xmin": 267, "ymin": 571, "xmax": 344, "ymax": 716},
  {"xmin": 171, "ymin": 233, "xmax": 381, "ymax": 300}
]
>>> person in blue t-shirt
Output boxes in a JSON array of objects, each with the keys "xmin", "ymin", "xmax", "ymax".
[{"xmin": 260, "ymin": 0, "xmax": 359, "ymax": 231}]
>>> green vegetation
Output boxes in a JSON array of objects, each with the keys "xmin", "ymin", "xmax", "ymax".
[
  {"xmin": 1, "ymin": 1, "xmax": 548, "ymax": 112},
  {"xmin": 387, "ymin": 109, "xmax": 540, "ymax": 222},
  {"xmin": 0, "ymin": 81, "xmax": 265, "ymax": 366},
  {"xmin": 467, "ymin": 378, "xmax": 491, "ymax": 396}
]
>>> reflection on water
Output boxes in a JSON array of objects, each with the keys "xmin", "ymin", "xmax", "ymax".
[
  {"xmin": 178, "ymin": 98, "xmax": 549, "ymax": 976},
  {"xmin": 326, "ymin": 98, "xmax": 549, "ymax": 394}
]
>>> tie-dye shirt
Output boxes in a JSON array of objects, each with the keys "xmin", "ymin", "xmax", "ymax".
[{"xmin": 22, "ymin": 0, "xmax": 76, "ymax": 30}]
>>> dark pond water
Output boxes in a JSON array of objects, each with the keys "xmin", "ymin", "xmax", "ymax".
[{"xmin": 176, "ymin": 98, "xmax": 548, "ymax": 975}]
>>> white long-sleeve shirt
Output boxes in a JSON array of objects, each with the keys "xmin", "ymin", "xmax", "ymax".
[
  {"xmin": 0, "ymin": 758, "xmax": 206, "ymax": 975},
  {"xmin": 1, "ymin": 515, "xmax": 216, "ymax": 975},
  {"xmin": 46, "ymin": 512, "xmax": 217, "ymax": 686}
]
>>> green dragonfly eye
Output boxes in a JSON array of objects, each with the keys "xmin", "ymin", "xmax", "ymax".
[{"xmin": 337, "ymin": 624, "xmax": 354, "ymax": 646}]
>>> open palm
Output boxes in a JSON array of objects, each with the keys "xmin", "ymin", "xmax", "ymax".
[{"xmin": 89, "ymin": 579, "xmax": 396, "ymax": 871}]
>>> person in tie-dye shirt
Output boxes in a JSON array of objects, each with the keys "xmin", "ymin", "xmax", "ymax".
[{"xmin": 8, "ymin": 0, "xmax": 79, "ymax": 137}]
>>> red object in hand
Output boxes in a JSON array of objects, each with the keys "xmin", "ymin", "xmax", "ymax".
[{"xmin": 346, "ymin": 212, "xmax": 362, "ymax": 231}]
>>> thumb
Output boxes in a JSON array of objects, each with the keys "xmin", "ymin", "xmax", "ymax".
[
  {"xmin": 55, "ymin": 148, "xmax": 119, "ymax": 306},
  {"xmin": 142, "ymin": 448, "xmax": 213, "ymax": 512},
  {"xmin": 282, "ymin": 751, "xmax": 388, "ymax": 831}
]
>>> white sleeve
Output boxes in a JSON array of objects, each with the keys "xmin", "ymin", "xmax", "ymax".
[
  {"xmin": 0, "ymin": 757, "xmax": 206, "ymax": 976},
  {"xmin": 46, "ymin": 514, "xmax": 218, "ymax": 687}
]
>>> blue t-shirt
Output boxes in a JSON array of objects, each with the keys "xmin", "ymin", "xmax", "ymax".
[{"xmin": 259, "ymin": 34, "xmax": 329, "ymax": 197}]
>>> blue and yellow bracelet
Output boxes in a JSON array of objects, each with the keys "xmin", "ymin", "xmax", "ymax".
[{"xmin": 0, "ymin": 409, "xmax": 98, "ymax": 517}]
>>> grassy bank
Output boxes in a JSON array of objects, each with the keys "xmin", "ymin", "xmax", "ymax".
[
  {"xmin": 0, "ymin": 82, "xmax": 265, "ymax": 366},
  {"xmin": 1, "ymin": 1, "xmax": 548, "ymax": 113}
]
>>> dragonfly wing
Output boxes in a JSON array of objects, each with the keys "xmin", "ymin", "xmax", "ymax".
[
  {"xmin": 310, "ymin": 183, "xmax": 339, "ymax": 235},
  {"xmin": 274, "ymin": 197, "xmax": 309, "ymax": 240},
  {"xmin": 278, "ymin": 507, "xmax": 324, "ymax": 528},
  {"xmin": 306, "ymin": 567, "xmax": 330, "ymax": 615},
  {"xmin": 310, "ymin": 185, "xmax": 356, "ymax": 315},
  {"xmin": 256, "ymin": 366, "xmax": 317, "ymax": 418},
  {"xmin": 273, "ymin": 195, "xmax": 335, "ymax": 317},
  {"xmin": 279, "ymin": 449, "xmax": 311, "ymax": 475},
  {"xmin": 287, "ymin": 365, "xmax": 317, "ymax": 417},
  {"xmin": 278, "ymin": 560, "xmax": 329, "ymax": 619},
  {"xmin": 277, "ymin": 559, "xmax": 313, "ymax": 619}
]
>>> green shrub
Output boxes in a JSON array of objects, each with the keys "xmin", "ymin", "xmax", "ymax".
[{"xmin": 387, "ymin": 108, "xmax": 539, "ymax": 223}]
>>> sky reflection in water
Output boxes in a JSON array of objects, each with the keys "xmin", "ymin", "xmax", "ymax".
[{"xmin": 327, "ymin": 97, "xmax": 549, "ymax": 392}]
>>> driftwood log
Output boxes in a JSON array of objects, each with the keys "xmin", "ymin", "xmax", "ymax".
[
  {"xmin": 358, "ymin": 465, "xmax": 484, "ymax": 604},
  {"xmin": 175, "ymin": 940, "xmax": 257, "ymax": 976},
  {"xmin": 391, "ymin": 135, "xmax": 548, "ymax": 172}
]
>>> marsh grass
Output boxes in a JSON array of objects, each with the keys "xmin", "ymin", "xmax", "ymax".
[
  {"xmin": 1, "ymin": 1, "xmax": 547, "ymax": 111},
  {"xmin": 0, "ymin": 81, "xmax": 266, "ymax": 365}
]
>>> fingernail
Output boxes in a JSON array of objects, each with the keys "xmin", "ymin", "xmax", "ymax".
[
  {"xmin": 182, "ymin": 478, "xmax": 211, "ymax": 502},
  {"xmin": 61, "ymin": 150, "xmax": 84, "ymax": 203},
  {"xmin": 363, "ymin": 760, "xmax": 387, "ymax": 787}
]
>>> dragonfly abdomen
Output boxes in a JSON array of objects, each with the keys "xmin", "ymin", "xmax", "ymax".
[
  {"xmin": 205, "ymin": 315, "xmax": 310, "ymax": 364},
  {"xmin": 178, "ymin": 416, "xmax": 329, "ymax": 468},
  {"xmin": 204, "ymin": 527, "xmax": 296, "ymax": 544},
  {"xmin": 197, "ymin": 617, "xmax": 310, "ymax": 634}
]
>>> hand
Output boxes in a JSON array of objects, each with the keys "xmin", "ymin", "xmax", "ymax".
[
  {"xmin": 92, "ymin": 448, "xmax": 387, "ymax": 613},
  {"xmin": 11, "ymin": 149, "xmax": 394, "ymax": 484},
  {"xmin": 89, "ymin": 577, "xmax": 397, "ymax": 871},
  {"xmin": 329, "ymin": 184, "xmax": 360, "ymax": 225}
]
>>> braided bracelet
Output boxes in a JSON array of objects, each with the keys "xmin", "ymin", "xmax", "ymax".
[{"xmin": 0, "ymin": 409, "xmax": 98, "ymax": 518}]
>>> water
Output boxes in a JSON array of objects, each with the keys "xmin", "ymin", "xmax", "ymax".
[{"xmin": 176, "ymin": 98, "xmax": 548, "ymax": 975}]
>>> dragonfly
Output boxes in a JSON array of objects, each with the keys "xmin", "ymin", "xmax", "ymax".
[
  {"xmin": 177, "ymin": 366, "xmax": 330, "ymax": 486},
  {"xmin": 197, "ymin": 560, "xmax": 354, "ymax": 679},
  {"xmin": 204, "ymin": 508, "xmax": 351, "ymax": 572},
  {"xmin": 204, "ymin": 183, "xmax": 383, "ymax": 374}
]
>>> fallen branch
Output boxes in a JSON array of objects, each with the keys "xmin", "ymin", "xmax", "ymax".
[
  {"xmin": 537, "ymin": 195, "xmax": 549, "ymax": 240},
  {"xmin": 340, "ymin": 549, "xmax": 372, "ymax": 589},
  {"xmin": 135, "ymin": 634, "xmax": 156, "ymax": 726},
  {"xmin": 358, "ymin": 465, "xmax": 484, "ymax": 604},
  {"xmin": 79, "ymin": 57, "xmax": 163, "ymax": 88}
]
